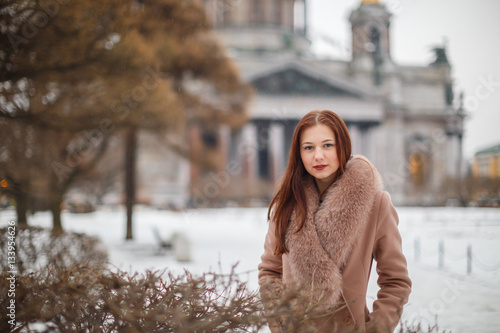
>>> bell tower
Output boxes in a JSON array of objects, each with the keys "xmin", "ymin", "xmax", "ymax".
[
  {"xmin": 202, "ymin": 0, "xmax": 309, "ymax": 53},
  {"xmin": 349, "ymin": 0, "xmax": 393, "ymax": 73}
]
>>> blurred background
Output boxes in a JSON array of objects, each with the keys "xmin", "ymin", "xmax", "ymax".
[
  {"xmin": 2, "ymin": 0, "xmax": 500, "ymax": 225},
  {"xmin": 1, "ymin": 0, "xmax": 499, "ymax": 332}
]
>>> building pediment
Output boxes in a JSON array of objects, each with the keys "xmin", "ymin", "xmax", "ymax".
[{"xmin": 247, "ymin": 61, "xmax": 372, "ymax": 99}]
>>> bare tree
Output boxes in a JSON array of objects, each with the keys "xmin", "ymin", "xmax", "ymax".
[{"xmin": 0, "ymin": 0, "xmax": 251, "ymax": 236}]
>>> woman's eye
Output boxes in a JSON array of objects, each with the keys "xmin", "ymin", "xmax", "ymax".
[
  {"xmin": 324, "ymin": 143, "xmax": 335, "ymax": 148},
  {"xmin": 304, "ymin": 146, "xmax": 313, "ymax": 150}
]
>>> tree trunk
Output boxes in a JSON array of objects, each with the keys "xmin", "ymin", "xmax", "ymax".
[
  {"xmin": 125, "ymin": 126, "xmax": 137, "ymax": 240},
  {"xmin": 15, "ymin": 190, "xmax": 28, "ymax": 226},
  {"xmin": 50, "ymin": 188, "xmax": 63, "ymax": 234}
]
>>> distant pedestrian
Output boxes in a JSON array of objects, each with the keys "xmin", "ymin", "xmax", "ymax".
[{"xmin": 258, "ymin": 110, "xmax": 411, "ymax": 332}]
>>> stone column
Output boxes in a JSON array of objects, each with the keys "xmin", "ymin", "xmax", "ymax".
[
  {"xmin": 302, "ymin": 0, "xmax": 308, "ymax": 35},
  {"xmin": 383, "ymin": 113, "xmax": 405, "ymax": 205},
  {"xmin": 348, "ymin": 124, "xmax": 361, "ymax": 155},
  {"xmin": 360, "ymin": 126, "xmax": 370, "ymax": 159},
  {"xmin": 283, "ymin": 0, "xmax": 293, "ymax": 29},
  {"xmin": 269, "ymin": 122, "xmax": 285, "ymax": 185},
  {"xmin": 369, "ymin": 125, "xmax": 382, "ymax": 170},
  {"xmin": 177, "ymin": 150, "xmax": 191, "ymax": 206},
  {"xmin": 446, "ymin": 134, "xmax": 459, "ymax": 179},
  {"xmin": 241, "ymin": 123, "xmax": 258, "ymax": 188}
]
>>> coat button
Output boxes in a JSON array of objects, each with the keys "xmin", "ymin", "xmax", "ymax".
[{"xmin": 343, "ymin": 316, "xmax": 352, "ymax": 326}]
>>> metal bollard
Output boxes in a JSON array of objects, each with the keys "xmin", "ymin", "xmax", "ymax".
[
  {"xmin": 438, "ymin": 239, "xmax": 444, "ymax": 269},
  {"xmin": 414, "ymin": 237, "xmax": 421, "ymax": 262},
  {"xmin": 467, "ymin": 244, "xmax": 472, "ymax": 275}
]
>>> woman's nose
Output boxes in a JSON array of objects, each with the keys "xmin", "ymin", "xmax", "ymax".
[{"xmin": 314, "ymin": 149, "xmax": 324, "ymax": 160}]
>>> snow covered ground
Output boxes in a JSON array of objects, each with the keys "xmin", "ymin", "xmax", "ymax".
[{"xmin": 1, "ymin": 206, "xmax": 499, "ymax": 333}]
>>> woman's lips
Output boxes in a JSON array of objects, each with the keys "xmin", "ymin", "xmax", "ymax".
[{"xmin": 313, "ymin": 165, "xmax": 327, "ymax": 171}]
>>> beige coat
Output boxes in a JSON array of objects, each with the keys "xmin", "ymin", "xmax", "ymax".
[{"xmin": 258, "ymin": 155, "xmax": 411, "ymax": 332}]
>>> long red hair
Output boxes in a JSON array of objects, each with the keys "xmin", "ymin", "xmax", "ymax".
[{"xmin": 268, "ymin": 110, "xmax": 352, "ymax": 255}]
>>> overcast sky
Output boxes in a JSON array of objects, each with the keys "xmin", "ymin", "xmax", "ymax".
[{"xmin": 307, "ymin": 0, "xmax": 500, "ymax": 159}]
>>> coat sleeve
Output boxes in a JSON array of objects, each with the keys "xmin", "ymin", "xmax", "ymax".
[
  {"xmin": 367, "ymin": 192, "xmax": 412, "ymax": 332},
  {"xmin": 258, "ymin": 218, "xmax": 283, "ymax": 285},
  {"xmin": 258, "ymin": 218, "xmax": 284, "ymax": 333}
]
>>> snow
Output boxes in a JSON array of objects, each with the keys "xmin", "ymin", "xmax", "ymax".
[{"xmin": 1, "ymin": 206, "xmax": 499, "ymax": 333}]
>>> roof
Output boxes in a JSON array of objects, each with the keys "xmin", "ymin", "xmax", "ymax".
[{"xmin": 475, "ymin": 144, "xmax": 500, "ymax": 157}]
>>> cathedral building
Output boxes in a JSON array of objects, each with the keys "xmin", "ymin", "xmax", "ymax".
[{"xmin": 194, "ymin": 0, "xmax": 466, "ymax": 206}]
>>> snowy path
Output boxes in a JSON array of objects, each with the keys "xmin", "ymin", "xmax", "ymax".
[
  {"xmin": 399, "ymin": 262, "xmax": 500, "ymax": 333},
  {"xmin": 1, "ymin": 206, "xmax": 499, "ymax": 332}
]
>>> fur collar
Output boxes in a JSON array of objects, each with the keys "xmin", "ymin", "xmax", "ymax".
[{"xmin": 285, "ymin": 155, "xmax": 383, "ymax": 308}]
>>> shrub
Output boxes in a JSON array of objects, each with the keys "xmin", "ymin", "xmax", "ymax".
[
  {"xmin": 0, "ymin": 265, "xmax": 450, "ymax": 333},
  {"xmin": 0, "ymin": 225, "xmax": 108, "ymax": 275},
  {"xmin": 0, "ymin": 226, "xmax": 449, "ymax": 332},
  {"xmin": 0, "ymin": 265, "xmax": 267, "ymax": 332}
]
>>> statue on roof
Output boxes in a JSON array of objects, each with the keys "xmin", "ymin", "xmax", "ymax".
[
  {"xmin": 431, "ymin": 38, "xmax": 450, "ymax": 65},
  {"xmin": 431, "ymin": 47, "xmax": 450, "ymax": 65}
]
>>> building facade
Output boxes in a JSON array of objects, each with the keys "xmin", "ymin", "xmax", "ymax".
[
  {"xmin": 471, "ymin": 144, "xmax": 500, "ymax": 206},
  {"xmin": 196, "ymin": 0, "xmax": 466, "ymax": 206}
]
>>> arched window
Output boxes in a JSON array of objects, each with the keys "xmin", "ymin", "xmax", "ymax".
[
  {"xmin": 368, "ymin": 25, "xmax": 381, "ymax": 55},
  {"xmin": 408, "ymin": 136, "xmax": 432, "ymax": 190},
  {"xmin": 409, "ymin": 152, "xmax": 426, "ymax": 187}
]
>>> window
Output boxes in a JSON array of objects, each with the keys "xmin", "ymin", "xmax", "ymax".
[
  {"xmin": 409, "ymin": 152, "xmax": 426, "ymax": 187},
  {"xmin": 477, "ymin": 157, "xmax": 489, "ymax": 178}
]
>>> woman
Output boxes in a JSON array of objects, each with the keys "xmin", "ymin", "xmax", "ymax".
[{"xmin": 258, "ymin": 110, "xmax": 411, "ymax": 333}]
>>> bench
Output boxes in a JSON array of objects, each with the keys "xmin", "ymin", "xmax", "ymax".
[
  {"xmin": 152, "ymin": 227, "xmax": 191, "ymax": 262},
  {"xmin": 152, "ymin": 226, "xmax": 173, "ymax": 254}
]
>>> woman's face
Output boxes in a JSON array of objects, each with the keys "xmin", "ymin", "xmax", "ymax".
[{"xmin": 300, "ymin": 124, "xmax": 340, "ymax": 186}]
